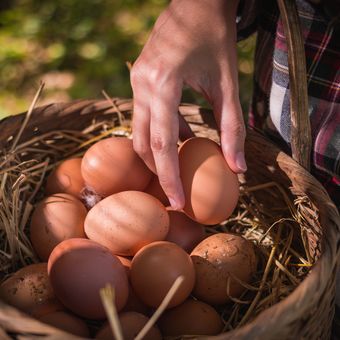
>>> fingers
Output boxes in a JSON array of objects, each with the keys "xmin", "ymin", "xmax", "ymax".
[
  {"xmin": 150, "ymin": 83, "xmax": 185, "ymax": 210},
  {"xmin": 212, "ymin": 87, "xmax": 247, "ymax": 174},
  {"xmin": 131, "ymin": 88, "xmax": 156, "ymax": 174},
  {"xmin": 131, "ymin": 64, "xmax": 185, "ymax": 210}
]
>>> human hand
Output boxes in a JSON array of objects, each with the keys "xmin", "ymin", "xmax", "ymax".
[{"xmin": 131, "ymin": 0, "xmax": 245, "ymax": 210}]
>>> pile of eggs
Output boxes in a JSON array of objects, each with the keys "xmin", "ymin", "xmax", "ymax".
[{"xmin": 0, "ymin": 136, "xmax": 257, "ymax": 339}]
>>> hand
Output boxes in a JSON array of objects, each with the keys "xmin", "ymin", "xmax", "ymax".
[{"xmin": 131, "ymin": 0, "xmax": 246, "ymax": 210}]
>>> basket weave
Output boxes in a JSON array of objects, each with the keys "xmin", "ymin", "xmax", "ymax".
[
  {"xmin": 0, "ymin": 98, "xmax": 340, "ymax": 340},
  {"xmin": 0, "ymin": 0, "xmax": 340, "ymax": 339}
]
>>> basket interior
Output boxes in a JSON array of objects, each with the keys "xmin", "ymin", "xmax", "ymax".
[{"xmin": 0, "ymin": 99, "xmax": 337, "ymax": 339}]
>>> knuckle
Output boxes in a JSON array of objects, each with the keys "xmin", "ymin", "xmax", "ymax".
[
  {"xmin": 133, "ymin": 139, "xmax": 149, "ymax": 158},
  {"xmin": 150, "ymin": 135, "xmax": 172, "ymax": 153},
  {"xmin": 130, "ymin": 64, "xmax": 144, "ymax": 87}
]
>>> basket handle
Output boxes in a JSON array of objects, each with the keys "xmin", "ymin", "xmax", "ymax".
[{"xmin": 277, "ymin": 0, "xmax": 312, "ymax": 171}]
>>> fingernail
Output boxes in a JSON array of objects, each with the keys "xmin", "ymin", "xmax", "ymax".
[
  {"xmin": 169, "ymin": 197, "xmax": 182, "ymax": 210},
  {"xmin": 236, "ymin": 152, "xmax": 247, "ymax": 172}
]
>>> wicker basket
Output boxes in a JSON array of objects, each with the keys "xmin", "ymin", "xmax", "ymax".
[{"xmin": 0, "ymin": 0, "xmax": 339, "ymax": 339}]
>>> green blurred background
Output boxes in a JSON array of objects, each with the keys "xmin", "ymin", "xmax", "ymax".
[{"xmin": 0, "ymin": 0, "xmax": 255, "ymax": 120}]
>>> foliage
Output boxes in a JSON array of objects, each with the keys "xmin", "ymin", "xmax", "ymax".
[{"xmin": 0, "ymin": 0, "xmax": 255, "ymax": 119}]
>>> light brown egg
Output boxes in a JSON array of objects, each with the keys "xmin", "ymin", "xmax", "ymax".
[
  {"xmin": 85, "ymin": 191, "xmax": 169, "ymax": 256},
  {"xmin": 117, "ymin": 256, "xmax": 132, "ymax": 275},
  {"xmin": 178, "ymin": 137, "xmax": 239, "ymax": 225},
  {"xmin": 190, "ymin": 233, "xmax": 257, "ymax": 305},
  {"xmin": 158, "ymin": 299, "xmax": 223, "ymax": 336},
  {"xmin": 144, "ymin": 174, "xmax": 170, "ymax": 206},
  {"xmin": 165, "ymin": 209, "xmax": 206, "ymax": 253},
  {"xmin": 81, "ymin": 137, "xmax": 152, "ymax": 197},
  {"xmin": 45, "ymin": 158, "xmax": 85, "ymax": 198},
  {"xmin": 130, "ymin": 241, "xmax": 195, "ymax": 309},
  {"xmin": 96, "ymin": 312, "xmax": 162, "ymax": 340},
  {"xmin": 0, "ymin": 263, "xmax": 55, "ymax": 314},
  {"xmin": 48, "ymin": 238, "xmax": 129, "ymax": 319},
  {"xmin": 30, "ymin": 193, "xmax": 87, "ymax": 261},
  {"xmin": 38, "ymin": 311, "xmax": 90, "ymax": 337}
]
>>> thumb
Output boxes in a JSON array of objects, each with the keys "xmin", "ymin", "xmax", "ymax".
[{"xmin": 212, "ymin": 91, "xmax": 247, "ymax": 174}]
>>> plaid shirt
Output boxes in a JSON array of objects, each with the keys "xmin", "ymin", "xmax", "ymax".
[{"xmin": 237, "ymin": 0, "xmax": 340, "ymax": 209}]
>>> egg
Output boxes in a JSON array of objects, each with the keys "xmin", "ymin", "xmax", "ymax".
[
  {"xmin": 121, "ymin": 284, "xmax": 149, "ymax": 315},
  {"xmin": 165, "ymin": 209, "xmax": 206, "ymax": 253},
  {"xmin": 38, "ymin": 311, "xmax": 90, "ymax": 337},
  {"xmin": 178, "ymin": 137, "xmax": 239, "ymax": 225},
  {"xmin": 48, "ymin": 238, "xmax": 129, "ymax": 319},
  {"xmin": 117, "ymin": 256, "xmax": 132, "ymax": 275},
  {"xmin": 81, "ymin": 137, "xmax": 152, "ymax": 197},
  {"xmin": 158, "ymin": 299, "xmax": 223, "ymax": 336},
  {"xmin": 30, "ymin": 193, "xmax": 87, "ymax": 261},
  {"xmin": 130, "ymin": 241, "xmax": 195, "ymax": 309},
  {"xmin": 85, "ymin": 191, "xmax": 169, "ymax": 256},
  {"xmin": 0, "ymin": 263, "xmax": 55, "ymax": 314},
  {"xmin": 45, "ymin": 158, "xmax": 85, "ymax": 198},
  {"xmin": 190, "ymin": 233, "xmax": 257, "ymax": 305},
  {"xmin": 31, "ymin": 299, "xmax": 65, "ymax": 318},
  {"xmin": 96, "ymin": 312, "xmax": 162, "ymax": 340},
  {"xmin": 144, "ymin": 174, "xmax": 170, "ymax": 206}
]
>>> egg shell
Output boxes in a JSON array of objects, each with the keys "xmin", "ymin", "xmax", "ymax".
[
  {"xmin": 144, "ymin": 174, "xmax": 170, "ymax": 206},
  {"xmin": 158, "ymin": 299, "xmax": 223, "ymax": 336},
  {"xmin": 190, "ymin": 233, "xmax": 257, "ymax": 305},
  {"xmin": 31, "ymin": 299, "xmax": 65, "ymax": 318},
  {"xmin": 45, "ymin": 158, "xmax": 85, "ymax": 198},
  {"xmin": 38, "ymin": 311, "xmax": 90, "ymax": 337},
  {"xmin": 121, "ymin": 283, "xmax": 150, "ymax": 315},
  {"xmin": 130, "ymin": 241, "xmax": 195, "ymax": 309},
  {"xmin": 81, "ymin": 137, "xmax": 152, "ymax": 197},
  {"xmin": 0, "ymin": 263, "xmax": 55, "ymax": 314},
  {"xmin": 165, "ymin": 209, "xmax": 206, "ymax": 253},
  {"xmin": 48, "ymin": 238, "xmax": 129, "ymax": 319},
  {"xmin": 85, "ymin": 191, "xmax": 169, "ymax": 256},
  {"xmin": 117, "ymin": 256, "xmax": 132, "ymax": 276},
  {"xmin": 30, "ymin": 193, "xmax": 87, "ymax": 261},
  {"xmin": 178, "ymin": 137, "xmax": 239, "ymax": 225},
  {"xmin": 96, "ymin": 312, "xmax": 162, "ymax": 340}
]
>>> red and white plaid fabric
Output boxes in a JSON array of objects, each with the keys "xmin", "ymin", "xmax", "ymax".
[{"xmin": 237, "ymin": 0, "xmax": 340, "ymax": 209}]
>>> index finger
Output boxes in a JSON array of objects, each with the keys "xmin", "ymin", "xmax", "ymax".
[{"xmin": 150, "ymin": 83, "xmax": 185, "ymax": 210}]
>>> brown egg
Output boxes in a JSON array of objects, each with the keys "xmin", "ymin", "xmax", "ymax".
[
  {"xmin": 39, "ymin": 311, "xmax": 90, "ymax": 337},
  {"xmin": 48, "ymin": 238, "xmax": 129, "ymax": 319},
  {"xmin": 85, "ymin": 191, "xmax": 169, "ymax": 256},
  {"xmin": 165, "ymin": 209, "xmax": 206, "ymax": 253},
  {"xmin": 81, "ymin": 137, "xmax": 152, "ymax": 197},
  {"xmin": 178, "ymin": 137, "xmax": 239, "ymax": 225},
  {"xmin": 117, "ymin": 256, "xmax": 132, "ymax": 275},
  {"xmin": 158, "ymin": 299, "xmax": 223, "ymax": 336},
  {"xmin": 31, "ymin": 299, "xmax": 65, "ymax": 318},
  {"xmin": 30, "ymin": 193, "xmax": 87, "ymax": 261},
  {"xmin": 144, "ymin": 174, "xmax": 170, "ymax": 206},
  {"xmin": 130, "ymin": 241, "xmax": 195, "ymax": 309},
  {"xmin": 96, "ymin": 312, "xmax": 162, "ymax": 340},
  {"xmin": 0, "ymin": 263, "xmax": 55, "ymax": 314},
  {"xmin": 190, "ymin": 233, "xmax": 257, "ymax": 305},
  {"xmin": 45, "ymin": 158, "xmax": 85, "ymax": 198},
  {"xmin": 121, "ymin": 284, "xmax": 149, "ymax": 315}
]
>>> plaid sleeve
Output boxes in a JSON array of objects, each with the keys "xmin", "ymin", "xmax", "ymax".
[{"xmin": 242, "ymin": 0, "xmax": 340, "ymax": 208}]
